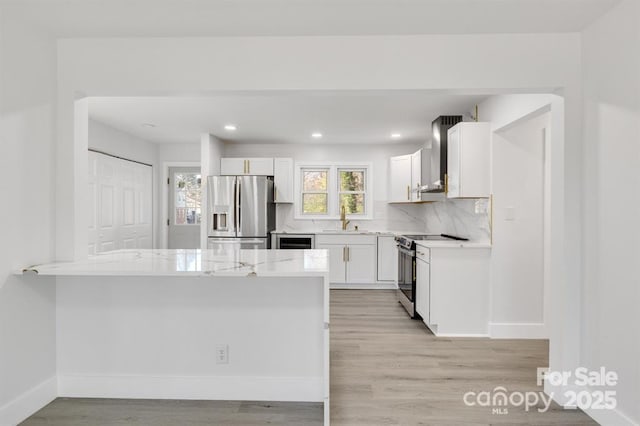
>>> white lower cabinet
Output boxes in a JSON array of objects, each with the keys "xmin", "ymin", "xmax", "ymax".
[
  {"xmin": 376, "ymin": 235, "xmax": 397, "ymax": 282},
  {"xmin": 316, "ymin": 234, "xmax": 377, "ymax": 284},
  {"xmin": 417, "ymin": 244, "xmax": 490, "ymax": 336}
]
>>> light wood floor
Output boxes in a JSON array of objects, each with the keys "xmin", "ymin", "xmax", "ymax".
[{"xmin": 22, "ymin": 290, "xmax": 596, "ymax": 425}]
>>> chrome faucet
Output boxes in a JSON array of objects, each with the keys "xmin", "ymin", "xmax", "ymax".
[{"xmin": 340, "ymin": 205, "xmax": 351, "ymax": 230}]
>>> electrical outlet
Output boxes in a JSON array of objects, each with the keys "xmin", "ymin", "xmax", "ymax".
[{"xmin": 215, "ymin": 344, "xmax": 229, "ymax": 364}]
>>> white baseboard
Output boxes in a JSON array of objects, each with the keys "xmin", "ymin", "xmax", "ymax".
[
  {"xmin": 489, "ymin": 322, "xmax": 548, "ymax": 339},
  {"xmin": 58, "ymin": 374, "xmax": 323, "ymax": 402},
  {"xmin": 0, "ymin": 376, "xmax": 57, "ymax": 426},
  {"xmin": 435, "ymin": 333, "xmax": 490, "ymax": 338},
  {"xmin": 330, "ymin": 283, "xmax": 397, "ymax": 290},
  {"xmin": 584, "ymin": 404, "xmax": 639, "ymax": 426}
]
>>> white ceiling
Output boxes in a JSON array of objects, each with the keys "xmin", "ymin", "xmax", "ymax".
[
  {"xmin": 6, "ymin": 0, "xmax": 619, "ymax": 36},
  {"xmin": 88, "ymin": 92, "xmax": 489, "ymax": 145}
]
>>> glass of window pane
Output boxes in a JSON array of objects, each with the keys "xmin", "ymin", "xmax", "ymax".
[
  {"xmin": 175, "ymin": 191, "xmax": 186, "ymax": 207},
  {"xmin": 340, "ymin": 194, "xmax": 365, "ymax": 214},
  {"xmin": 340, "ymin": 171, "xmax": 365, "ymax": 191},
  {"xmin": 303, "ymin": 193, "xmax": 328, "ymax": 214},
  {"xmin": 175, "ymin": 207, "xmax": 187, "ymax": 225},
  {"xmin": 303, "ymin": 171, "xmax": 328, "ymax": 191}
]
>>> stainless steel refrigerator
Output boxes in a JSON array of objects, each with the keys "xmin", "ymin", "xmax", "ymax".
[{"xmin": 207, "ymin": 175, "xmax": 275, "ymax": 250}]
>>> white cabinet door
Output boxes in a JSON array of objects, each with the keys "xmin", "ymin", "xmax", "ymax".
[
  {"xmin": 274, "ymin": 158, "xmax": 294, "ymax": 203},
  {"xmin": 411, "ymin": 149, "xmax": 422, "ymax": 202},
  {"xmin": 246, "ymin": 158, "xmax": 274, "ymax": 175},
  {"xmin": 377, "ymin": 235, "xmax": 397, "ymax": 282},
  {"xmin": 447, "ymin": 123, "xmax": 490, "ymax": 198},
  {"xmin": 429, "ymin": 248, "xmax": 490, "ymax": 335},
  {"xmin": 389, "ymin": 154, "xmax": 412, "ymax": 203},
  {"xmin": 220, "ymin": 158, "xmax": 274, "ymax": 175},
  {"xmin": 415, "ymin": 258, "xmax": 430, "ymax": 325},
  {"xmin": 447, "ymin": 126, "xmax": 461, "ymax": 198},
  {"xmin": 317, "ymin": 244, "xmax": 347, "ymax": 283},
  {"xmin": 220, "ymin": 158, "xmax": 246, "ymax": 175},
  {"xmin": 346, "ymin": 244, "xmax": 377, "ymax": 283}
]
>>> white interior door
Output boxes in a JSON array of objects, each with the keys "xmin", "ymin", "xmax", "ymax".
[
  {"xmin": 88, "ymin": 151, "xmax": 153, "ymax": 254},
  {"xmin": 168, "ymin": 167, "xmax": 202, "ymax": 249}
]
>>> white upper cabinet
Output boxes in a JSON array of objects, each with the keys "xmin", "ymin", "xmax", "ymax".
[
  {"xmin": 389, "ymin": 154, "xmax": 412, "ymax": 203},
  {"xmin": 273, "ymin": 158, "xmax": 294, "ymax": 203},
  {"xmin": 220, "ymin": 158, "xmax": 274, "ymax": 176},
  {"xmin": 447, "ymin": 123, "xmax": 491, "ymax": 198},
  {"xmin": 411, "ymin": 150, "xmax": 422, "ymax": 202}
]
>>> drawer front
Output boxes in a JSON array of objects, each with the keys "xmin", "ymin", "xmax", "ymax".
[{"xmin": 315, "ymin": 234, "xmax": 377, "ymax": 246}]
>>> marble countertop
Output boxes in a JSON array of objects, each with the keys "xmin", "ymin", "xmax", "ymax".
[
  {"xmin": 415, "ymin": 240, "xmax": 492, "ymax": 249},
  {"xmin": 20, "ymin": 249, "xmax": 330, "ymax": 278}
]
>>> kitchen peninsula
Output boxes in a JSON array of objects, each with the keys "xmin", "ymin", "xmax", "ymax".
[{"xmin": 20, "ymin": 249, "xmax": 330, "ymax": 425}]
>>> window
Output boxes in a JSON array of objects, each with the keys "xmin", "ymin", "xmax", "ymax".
[
  {"xmin": 301, "ymin": 169, "xmax": 329, "ymax": 215},
  {"xmin": 339, "ymin": 169, "xmax": 366, "ymax": 215},
  {"xmin": 173, "ymin": 172, "xmax": 202, "ymax": 225},
  {"xmin": 296, "ymin": 163, "xmax": 372, "ymax": 219}
]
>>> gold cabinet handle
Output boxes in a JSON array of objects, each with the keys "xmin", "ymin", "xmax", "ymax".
[
  {"xmin": 407, "ymin": 185, "xmax": 410, "ymax": 201},
  {"xmin": 247, "ymin": 159, "xmax": 250, "ymax": 174},
  {"xmin": 343, "ymin": 246, "xmax": 346, "ymax": 262},
  {"xmin": 346, "ymin": 246, "xmax": 350, "ymax": 262},
  {"xmin": 444, "ymin": 173, "xmax": 449, "ymax": 194}
]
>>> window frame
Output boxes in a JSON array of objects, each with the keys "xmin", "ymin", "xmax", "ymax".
[
  {"xmin": 300, "ymin": 167, "xmax": 331, "ymax": 216},
  {"xmin": 294, "ymin": 162, "xmax": 373, "ymax": 220}
]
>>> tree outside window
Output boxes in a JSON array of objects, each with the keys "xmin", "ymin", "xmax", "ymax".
[{"xmin": 339, "ymin": 169, "xmax": 366, "ymax": 215}]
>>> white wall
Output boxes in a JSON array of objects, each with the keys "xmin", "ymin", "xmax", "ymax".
[
  {"xmin": 223, "ymin": 142, "xmax": 427, "ymax": 232},
  {"xmin": 581, "ymin": 1, "xmax": 640, "ymax": 424},
  {"xmin": 0, "ymin": 8, "xmax": 58, "ymax": 424},
  {"xmin": 89, "ymin": 118, "xmax": 156, "ymax": 164}
]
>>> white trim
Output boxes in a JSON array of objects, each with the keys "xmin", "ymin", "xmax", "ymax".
[
  {"xmin": 433, "ymin": 333, "xmax": 490, "ymax": 338},
  {"xmin": 294, "ymin": 161, "xmax": 373, "ymax": 220},
  {"xmin": 330, "ymin": 283, "xmax": 397, "ymax": 290},
  {"xmin": 0, "ymin": 376, "xmax": 57, "ymax": 426},
  {"xmin": 161, "ymin": 161, "xmax": 201, "ymax": 249},
  {"xmin": 489, "ymin": 322, "xmax": 548, "ymax": 339},
  {"xmin": 584, "ymin": 404, "xmax": 639, "ymax": 426},
  {"xmin": 57, "ymin": 374, "xmax": 323, "ymax": 402}
]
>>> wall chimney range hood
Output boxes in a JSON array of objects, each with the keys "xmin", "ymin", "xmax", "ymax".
[{"xmin": 420, "ymin": 115, "xmax": 463, "ymax": 194}]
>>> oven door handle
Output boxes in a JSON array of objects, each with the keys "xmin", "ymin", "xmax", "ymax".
[{"xmin": 396, "ymin": 245, "xmax": 415, "ymax": 257}]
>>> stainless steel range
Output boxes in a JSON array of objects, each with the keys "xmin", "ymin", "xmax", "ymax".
[{"xmin": 395, "ymin": 234, "xmax": 468, "ymax": 318}]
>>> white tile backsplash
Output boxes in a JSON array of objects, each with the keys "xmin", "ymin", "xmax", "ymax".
[{"xmin": 423, "ymin": 198, "xmax": 491, "ymax": 242}]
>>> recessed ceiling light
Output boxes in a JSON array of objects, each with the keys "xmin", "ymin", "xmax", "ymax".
[
  {"xmin": 311, "ymin": 132, "xmax": 323, "ymax": 139},
  {"xmin": 224, "ymin": 124, "xmax": 237, "ymax": 131},
  {"xmin": 391, "ymin": 133, "xmax": 402, "ymax": 139},
  {"xmin": 142, "ymin": 123, "xmax": 157, "ymax": 128}
]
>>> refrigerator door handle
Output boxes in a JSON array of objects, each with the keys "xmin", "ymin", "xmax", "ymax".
[{"xmin": 236, "ymin": 177, "xmax": 242, "ymax": 234}]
